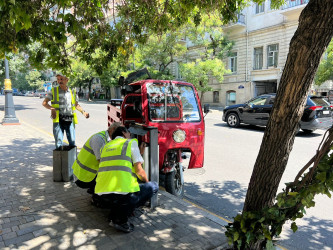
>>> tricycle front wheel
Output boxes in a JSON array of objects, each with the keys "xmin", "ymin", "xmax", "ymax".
[{"xmin": 165, "ymin": 169, "xmax": 184, "ymax": 198}]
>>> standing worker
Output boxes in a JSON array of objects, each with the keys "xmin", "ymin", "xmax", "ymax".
[
  {"xmin": 72, "ymin": 122, "xmax": 121, "ymax": 193},
  {"xmin": 42, "ymin": 73, "xmax": 89, "ymax": 149},
  {"xmin": 95, "ymin": 126, "xmax": 159, "ymax": 233}
]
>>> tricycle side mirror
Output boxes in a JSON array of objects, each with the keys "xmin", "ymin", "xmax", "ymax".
[{"xmin": 204, "ymin": 104, "xmax": 210, "ymax": 114}]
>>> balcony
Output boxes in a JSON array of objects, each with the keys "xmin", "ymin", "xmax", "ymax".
[
  {"xmin": 282, "ymin": 0, "xmax": 309, "ymax": 9},
  {"xmin": 224, "ymin": 14, "xmax": 246, "ymax": 31},
  {"xmin": 281, "ymin": 0, "xmax": 308, "ymax": 20}
]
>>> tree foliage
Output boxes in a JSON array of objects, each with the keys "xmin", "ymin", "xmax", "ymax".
[
  {"xmin": 25, "ymin": 70, "xmax": 44, "ymax": 90},
  {"xmin": 179, "ymin": 12, "xmax": 233, "ymax": 100},
  {"xmin": 180, "ymin": 59, "xmax": 226, "ymax": 101},
  {"xmin": 0, "ymin": 52, "xmax": 30, "ymax": 90},
  {"xmin": 314, "ymin": 39, "xmax": 333, "ymax": 86},
  {"xmin": 136, "ymin": 33, "xmax": 187, "ymax": 75},
  {"xmin": 0, "ymin": 0, "xmax": 284, "ymax": 74}
]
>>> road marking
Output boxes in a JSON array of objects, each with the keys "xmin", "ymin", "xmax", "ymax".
[
  {"xmin": 183, "ymin": 198, "xmax": 232, "ymax": 223},
  {"xmin": 20, "ymin": 118, "xmax": 54, "ymax": 138}
]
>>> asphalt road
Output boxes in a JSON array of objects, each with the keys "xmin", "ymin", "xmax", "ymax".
[{"xmin": 1, "ymin": 95, "xmax": 332, "ymax": 250}]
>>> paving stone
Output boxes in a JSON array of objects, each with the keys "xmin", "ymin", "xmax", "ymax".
[
  {"xmin": 0, "ymin": 228, "xmax": 12, "ymax": 235},
  {"xmin": 2, "ymin": 231, "xmax": 17, "ymax": 240},
  {"xmin": 18, "ymin": 221, "xmax": 37, "ymax": 230},
  {"xmin": 4, "ymin": 233, "xmax": 35, "ymax": 247},
  {"xmin": 23, "ymin": 216, "xmax": 35, "ymax": 223},
  {"xmin": 16, "ymin": 225, "xmax": 43, "ymax": 236},
  {"xmin": 2, "ymin": 221, "xmax": 21, "ymax": 229}
]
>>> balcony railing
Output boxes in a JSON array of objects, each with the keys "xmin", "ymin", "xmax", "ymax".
[{"xmin": 282, "ymin": 0, "xmax": 309, "ymax": 10}]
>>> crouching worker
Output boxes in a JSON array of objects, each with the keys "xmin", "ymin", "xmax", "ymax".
[
  {"xmin": 72, "ymin": 122, "xmax": 121, "ymax": 203},
  {"xmin": 95, "ymin": 126, "xmax": 159, "ymax": 233}
]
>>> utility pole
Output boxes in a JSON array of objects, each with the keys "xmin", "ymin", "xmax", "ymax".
[{"xmin": 2, "ymin": 55, "xmax": 20, "ymax": 125}]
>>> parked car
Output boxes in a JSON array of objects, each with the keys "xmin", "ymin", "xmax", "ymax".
[
  {"xmin": 24, "ymin": 91, "xmax": 34, "ymax": 97},
  {"xmin": 35, "ymin": 92, "xmax": 47, "ymax": 98},
  {"xmin": 222, "ymin": 93, "xmax": 333, "ymax": 133},
  {"xmin": 39, "ymin": 92, "xmax": 47, "ymax": 98}
]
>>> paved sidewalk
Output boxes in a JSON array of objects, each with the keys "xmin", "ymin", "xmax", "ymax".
[{"xmin": 0, "ymin": 121, "xmax": 229, "ymax": 249}]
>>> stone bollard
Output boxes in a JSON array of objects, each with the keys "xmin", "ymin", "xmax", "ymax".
[{"xmin": 53, "ymin": 146, "xmax": 77, "ymax": 182}]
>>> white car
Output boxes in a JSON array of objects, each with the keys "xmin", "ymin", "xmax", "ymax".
[{"xmin": 24, "ymin": 91, "xmax": 34, "ymax": 97}]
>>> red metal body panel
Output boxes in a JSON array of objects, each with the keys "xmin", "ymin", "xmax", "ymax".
[{"xmin": 107, "ymin": 80, "xmax": 205, "ymax": 171}]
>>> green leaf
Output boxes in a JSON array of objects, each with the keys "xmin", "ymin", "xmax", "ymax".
[
  {"xmin": 291, "ymin": 222, "xmax": 298, "ymax": 233},
  {"xmin": 234, "ymin": 231, "xmax": 239, "ymax": 241},
  {"xmin": 316, "ymin": 172, "xmax": 326, "ymax": 182},
  {"xmin": 245, "ymin": 232, "xmax": 253, "ymax": 244},
  {"xmin": 266, "ymin": 240, "xmax": 275, "ymax": 250}
]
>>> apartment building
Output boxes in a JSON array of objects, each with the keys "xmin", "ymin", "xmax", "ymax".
[{"xmin": 174, "ymin": 0, "xmax": 309, "ymax": 107}]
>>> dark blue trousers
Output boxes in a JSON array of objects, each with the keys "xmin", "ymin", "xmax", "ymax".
[{"xmin": 103, "ymin": 181, "xmax": 159, "ymax": 224}]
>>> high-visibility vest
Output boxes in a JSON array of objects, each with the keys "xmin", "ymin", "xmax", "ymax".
[
  {"xmin": 72, "ymin": 131, "xmax": 107, "ymax": 182},
  {"xmin": 95, "ymin": 138, "xmax": 140, "ymax": 195},
  {"xmin": 51, "ymin": 86, "xmax": 78, "ymax": 124}
]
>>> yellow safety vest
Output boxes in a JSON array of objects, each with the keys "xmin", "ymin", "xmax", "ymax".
[
  {"xmin": 72, "ymin": 131, "xmax": 107, "ymax": 182},
  {"xmin": 95, "ymin": 138, "xmax": 140, "ymax": 195},
  {"xmin": 51, "ymin": 86, "xmax": 78, "ymax": 124}
]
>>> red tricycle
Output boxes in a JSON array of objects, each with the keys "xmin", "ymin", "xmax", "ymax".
[{"xmin": 107, "ymin": 71, "xmax": 209, "ymax": 197}]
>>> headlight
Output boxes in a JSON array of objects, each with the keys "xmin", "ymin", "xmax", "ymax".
[{"xmin": 173, "ymin": 129, "xmax": 186, "ymax": 143}]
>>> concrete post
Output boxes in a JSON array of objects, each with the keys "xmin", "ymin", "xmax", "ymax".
[{"xmin": 2, "ymin": 56, "xmax": 20, "ymax": 125}]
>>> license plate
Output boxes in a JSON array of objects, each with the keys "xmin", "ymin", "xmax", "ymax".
[{"xmin": 323, "ymin": 110, "xmax": 329, "ymax": 115}]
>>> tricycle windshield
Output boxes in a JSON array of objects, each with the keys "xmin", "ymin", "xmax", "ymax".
[{"xmin": 147, "ymin": 82, "xmax": 201, "ymax": 122}]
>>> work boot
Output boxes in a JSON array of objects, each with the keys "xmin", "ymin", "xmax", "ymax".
[{"xmin": 109, "ymin": 221, "xmax": 134, "ymax": 233}]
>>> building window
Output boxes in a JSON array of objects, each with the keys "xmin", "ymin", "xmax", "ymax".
[
  {"xmin": 176, "ymin": 62, "xmax": 182, "ymax": 79},
  {"xmin": 213, "ymin": 91, "xmax": 219, "ymax": 103},
  {"xmin": 229, "ymin": 52, "xmax": 237, "ymax": 73},
  {"xmin": 227, "ymin": 91, "xmax": 236, "ymax": 106},
  {"xmin": 255, "ymin": 3, "xmax": 265, "ymax": 14},
  {"xmin": 254, "ymin": 47, "xmax": 263, "ymax": 70},
  {"xmin": 267, "ymin": 44, "xmax": 279, "ymax": 67}
]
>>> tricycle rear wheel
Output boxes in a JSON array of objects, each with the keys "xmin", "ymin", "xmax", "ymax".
[{"xmin": 165, "ymin": 169, "xmax": 184, "ymax": 198}]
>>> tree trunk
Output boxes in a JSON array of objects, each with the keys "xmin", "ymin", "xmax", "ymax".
[
  {"xmin": 243, "ymin": 0, "xmax": 333, "ymax": 212},
  {"xmin": 200, "ymin": 91, "xmax": 204, "ymax": 105}
]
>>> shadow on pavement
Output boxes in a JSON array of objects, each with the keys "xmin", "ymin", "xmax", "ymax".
[
  {"xmin": 279, "ymin": 215, "xmax": 333, "ymax": 250},
  {"xmin": 0, "ymin": 104, "xmax": 35, "ymax": 111},
  {"xmin": 184, "ymin": 180, "xmax": 246, "ymax": 221},
  {"xmin": 0, "ymin": 133, "xmax": 227, "ymax": 249}
]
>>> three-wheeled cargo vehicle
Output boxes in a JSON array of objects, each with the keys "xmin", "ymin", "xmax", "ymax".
[{"xmin": 107, "ymin": 70, "xmax": 209, "ymax": 197}]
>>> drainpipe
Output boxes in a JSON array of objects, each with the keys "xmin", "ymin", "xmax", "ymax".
[{"xmin": 245, "ymin": 8, "xmax": 249, "ymax": 99}]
